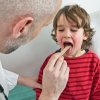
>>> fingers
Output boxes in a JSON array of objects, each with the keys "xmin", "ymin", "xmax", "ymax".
[
  {"xmin": 60, "ymin": 61, "xmax": 70, "ymax": 78},
  {"xmin": 64, "ymin": 66, "xmax": 70, "ymax": 82},
  {"xmin": 45, "ymin": 45, "xmax": 70, "ymax": 76},
  {"xmin": 46, "ymin": 46, "xmax": 70, "ymax": 70},
  {"xmin": 54, "ymin": 57, "xmax": 64, "ymax": 72},
  {"xmin": 46, "ymin": 53, "xmax": 61, "ymax": 70},
  {"xmin": 60, "ymin": 61, "xmax": 68, "ymax": 75},
  {"xmin": 65, "ymin": 66, "xmax": 70, "ymax": 76},
  {"xmin": 54, "ymin": 60, "xmax": 69, "ymax": 78}
]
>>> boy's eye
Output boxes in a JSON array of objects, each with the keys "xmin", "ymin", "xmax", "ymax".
[
  {"xmin": 59, "ymin": 29, "xmax": 64, "ymax": 32},
  {"xmin": 58, "ymin": 29, "xmax": 64, "ymax": 32},
  {"xmin": 71, "ymin": 29, "xmax": 77, "ymax": 32}
]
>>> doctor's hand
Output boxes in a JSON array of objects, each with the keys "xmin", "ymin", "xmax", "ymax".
[{"xmin": 39, "ymin": 53, "xmax": 70, "ymax": 100}]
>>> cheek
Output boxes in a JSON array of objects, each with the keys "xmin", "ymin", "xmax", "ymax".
[
  {"xmin": 74, "ymin": 36, "xmax": 84, "ymax": 47},
  {"xmin": 74, "ymin": 33, "xmax": 84, "ymax": 42},
  {"xmin": 56, "ymin": 33, "xmax": 62, "ymax": 42}
]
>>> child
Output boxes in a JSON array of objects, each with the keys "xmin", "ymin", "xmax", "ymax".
[{"xmin": 35, "ymin": 4, "xmax": 100, "ymax": 100}]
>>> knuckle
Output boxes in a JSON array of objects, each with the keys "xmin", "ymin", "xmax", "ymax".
[
  {"xmin": 59, "ymin": 58, "xmax": 63, "ymax": 62},
  {"xmin": 52, "ymin": 54, "xmax": 58, "ymax": 60},
  {"xmin": 44, "ymin": 67, "xmax": 53, "ymax": 74}
]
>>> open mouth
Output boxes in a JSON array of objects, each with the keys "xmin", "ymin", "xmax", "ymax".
[{"xmin": 63, "ymin": 41, "xmax": 73, "ymax": 48}]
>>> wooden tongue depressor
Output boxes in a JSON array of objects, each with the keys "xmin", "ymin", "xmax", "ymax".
[{"xmin": 59, "ymin": 46, "xmax": 71, "ymax": 57}]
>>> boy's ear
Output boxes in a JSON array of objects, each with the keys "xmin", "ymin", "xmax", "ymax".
[
  {"xmin": 83, "ymin": 32, "xmax": 89, "ymax": 40},
  {"xmin": 12, "ymin": 17, "xmax": 33, "ymax": 38}
]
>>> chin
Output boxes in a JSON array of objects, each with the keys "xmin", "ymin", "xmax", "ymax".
[{"xmin": 3, "ymin": 47, "xmax": 19, "ymax": 54}]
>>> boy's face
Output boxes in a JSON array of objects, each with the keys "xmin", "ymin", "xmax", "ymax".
[{"xmin": 56, "ymin": 14, "xmax": 88, "ymax": 57}]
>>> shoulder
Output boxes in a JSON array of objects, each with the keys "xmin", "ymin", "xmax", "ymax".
[
  {"xmin": 44, "ymin": 49, "xmax": 61, "ymax": 62},
  {"xmin": 40, "ymin": 49, "xmax": 60, "ymax": 70},
  {"xmin": 87, "ymin": 50, "xmax": 99, "ymax": 60}
]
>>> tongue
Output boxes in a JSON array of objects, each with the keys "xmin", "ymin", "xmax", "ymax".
[{"xmin": 60, "ymin": 46, "xmax": 71, "ymax": 56}]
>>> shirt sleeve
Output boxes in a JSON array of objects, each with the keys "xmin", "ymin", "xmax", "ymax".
[
  {"xmin": 4, "ymin": 69, "xmax": 19, "ymax": 91},
  {"xmin": 90, "ymin": 60, "xmax": 100, "ymax": 99},
  {"xmin": 36, "ymin": 55, "xmax": 51, "ymax": 100}
]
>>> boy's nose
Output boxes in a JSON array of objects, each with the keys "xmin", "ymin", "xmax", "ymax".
[{"xmin": 63, "ymin": 30, "xmax": 71, "ymax": 38}]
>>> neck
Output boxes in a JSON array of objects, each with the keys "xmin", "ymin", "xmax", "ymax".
[
  {"xmin": 64, "ymin": 49, "xmax": 86, "ymax": 58},
  {"xmin": 74, "ymin": 49, "xmax": 85, "ymax": 57}
]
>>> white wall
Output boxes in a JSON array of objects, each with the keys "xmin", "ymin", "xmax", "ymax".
[
  {"xmin": 0, "ymin": 0, "xmax": 100, "ymax": 76},
  {"xmin": 90, "ymin": 11, "xmax": 100, "ymax": 57}
]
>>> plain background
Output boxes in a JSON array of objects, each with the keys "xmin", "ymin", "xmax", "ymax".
[{"xmin": 0, "ymin": 0, "xmax": 100, "ymax": 76}]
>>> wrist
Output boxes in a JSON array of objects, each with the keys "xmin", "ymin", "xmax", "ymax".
[{"xmin": 39, "ymin": 92, "xmax": 59, "ymax": 100}]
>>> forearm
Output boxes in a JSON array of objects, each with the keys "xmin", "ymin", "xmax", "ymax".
[{"xmin": 17, "ymin": 76, "xmax": 34, "ymax": 88}]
